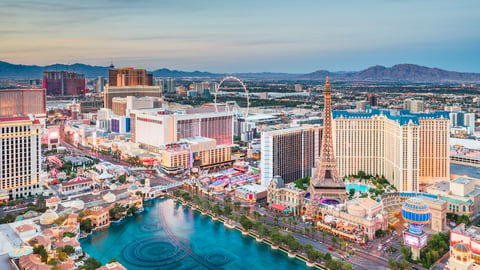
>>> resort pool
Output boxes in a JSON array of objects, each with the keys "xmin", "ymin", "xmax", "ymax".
[
  {"xmin": 80, "ymin": 199, "xmax": 307, "ymax": 270},
  {"xmin": 346, "ymin": 183, "xmax": 370, "ymax": 193}
]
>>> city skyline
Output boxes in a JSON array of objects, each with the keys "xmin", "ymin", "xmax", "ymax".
[{"xmin": 1, "ymin": 0, "xmax": 480, "ymax": 73}]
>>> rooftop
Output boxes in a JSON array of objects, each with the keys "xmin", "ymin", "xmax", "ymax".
[
  {"xmin": 332, "ymin": 109, "xmax": 449, "ymax": 125},
  {"xmin": 430, "ymin": 181, "xmax": 450, "ymax": 193},
  {"xmin": 453, "ymin": 176, "xmax": 474, "ymax": 185},
  {"xmin": 236, "ymin": 184, "xmax": 267, "ymax": 193}
]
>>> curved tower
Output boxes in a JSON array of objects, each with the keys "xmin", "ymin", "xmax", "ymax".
[{"xmin": 308, "ymin": 77, "xmax": 346, "ymax": 203}]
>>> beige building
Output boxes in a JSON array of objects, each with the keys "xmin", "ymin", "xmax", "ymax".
[
  {"xmin": 104, "ymin": 86, "xmax": 161, "ymax": 109},
  {"xmin": 446, "ymin": 243, "xmax": 480, "ymax": 270},
  {"xmin": 111, "ymin": 96, "xmax": 163, "ymax": 116},
  {"xmin": 159, "ymin": 137, "xmax": 232, "ymax": 174},
  {"xmin": 0, "ymin": 115, "xmax": 43, "ymax": 199},
  {"xmin": 333, "ymin": 109, "xmax": 450, "ymax": 191},
  {"xmin": 267, "ymin": 176, "xmax": 306, "ymax": 215},
  {"xmin": 427, "ymin": 177, "xmax": 480, "ymax": 218}
]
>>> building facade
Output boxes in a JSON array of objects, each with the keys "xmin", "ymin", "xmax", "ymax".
[
  {"xmin": 43, "ymin": 71, "xmax": 85, "ymax": 96},
  {"xmin": 404, "ymin": 99, "xmax": 424, "ymax": 113},
  {"xmin": 159, "ymin": 137, "xmax": 232, "ymax": 174},
  {"xmin": 111, "ymin": 96, "xmax": 163, "ymax": 116},
  {"xmin": 267, "ymin": 176, "xmax": 306, "ymax": 215},
  {"xmin": 0, "ymin": 89, "xmax": 46, "ymax": 117},
  {"xmin": 108, "ymin": 67, "xmax": 153, "ymax": 87},
  {"xmin": 333, "ymin": 109, "xmax": 450, "ymax": 191},
  {"xmin": 130, "ymin": 107, "xmax": 234, "ymax": 149},
  {"xmin": 0, "ymin": 116, "xmax": 43, "ymax": 199},
  {"xmin": 260, "ymin": 125, "xmax": 321, "ymax": 186},
  {"xmin": 104, "ymin": 86, "xmax": 162, "ymax": 109}
]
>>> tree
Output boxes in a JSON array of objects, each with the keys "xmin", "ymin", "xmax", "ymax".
[
  {"xmin": 349, "ymin": 188, "xmax": 355, "ymax": 198},
  {"xmin": 307, "ymin": 249, "xmax": 321, "ymax": 262},
  {"xmin": 224, "ymin": 204, "xmax": 232, "ymax": 217},
  {"xmin": 127, "ymin": 205, "xmax": 138, "ymax": 215},
  {"xmin": 63, "ymin": 232, "xmax": 76, "ymax": 238},
  {"xmin": 239, "ymin": 215, "xmax": 254, "ymax": 230},
  {"xmin": 253, "ymin": 211, "xmax": 260, "ymax": 220},
  {"xmin": 108, "ymin": 258, "xmax": 118, "ymax": 263},
  {"xmin": 388, "ymin": 257, "xmax": 397, "ymax": 270},
  {"xmin": 212, "ymin": 202, "xmax": 222, "ymax": 217},
  {"xmin": 234, "ymin": 202, "xmax": 241, "ymax": 212},
  {"xmin": 57, "ymin": 252, "xmax": 67, "ymax": 261},
  {"xmin": 82, "ymin": 257, "xmax": 102, "ymax": 270},
  {"xmin": 400, "ymin": 246, "xmax": 410, "ymax": 260},
  {"xmin": 331, "ymin": 236, "xmax": 338, "ymax": 247},
  {"xmin": 457, "ymin": 214, "xmax": 471, "ymax": 225},
  {"xmin": 323, "ymin": 253, "xmax": 332, "ymax": 261},
  {"xmin": 80, "ymin": 218, "xmax": 93, "ymax": 233},
  {"xmin": 61, "ymin": 245, "xmax": 75, "ymax": 255},
  {"xmin": 322, "ymin": 230, "xmax": 328, "ymax": 242},
  {"xmin": 109, "ymin": 203, "xmax": 127, "ymax": 220},
  {"xmin": 375, "ymin": 229, "xmax": 386, "ymax": 238},
  {"xmin": 33, "ymin": 245, "xmax": 48, "ymax": 263},
  {"xmin": 243, "ymin": 205, "xmax": 250, "ymax": 215},
  {"xmin": 117, "ymin": 174, "xmax": 126, "ymax": 184}
]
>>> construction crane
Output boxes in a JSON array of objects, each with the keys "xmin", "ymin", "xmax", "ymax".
[{"xmin": 276, "ymin": 106, "xmax": 288, "ymax": 123}]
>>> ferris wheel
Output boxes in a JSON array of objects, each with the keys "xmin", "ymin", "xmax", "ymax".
[{"xmin": 213, "ymin": 75, "xmax": 250, "ymax": 117}]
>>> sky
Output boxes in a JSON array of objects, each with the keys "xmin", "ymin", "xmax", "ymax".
[{"xmin": 1, "ymin": 0, "xmax": 480, "ymax": 73}]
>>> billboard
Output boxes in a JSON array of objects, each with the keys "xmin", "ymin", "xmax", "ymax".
[
  {"xmin": 48, "ymin": 126, "xmax": 60, "ymax": 144},
  {"xmin": 404, "ymin": 231, "xmax": 427, "ymax": 248},
  {"xmin": 404, "ymin": 233, "xmax": 419, "ymax": 247}
]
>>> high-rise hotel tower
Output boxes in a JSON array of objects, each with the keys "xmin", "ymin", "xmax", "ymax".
[{"xmin": 333, "ymin": 109, "xmax": 450, "ymax": 191}]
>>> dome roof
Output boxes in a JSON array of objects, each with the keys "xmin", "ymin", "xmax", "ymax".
[
  {"xmin": 40, "ymin": 209, "xmax": 59, "ymax": 225},
  {"xmin": 401, "ymin": 197, "xmax": 431, "ymax": 225},
  {"xmin": 103, "ymin": 192, "xmax": 116, "ymax": 203},
  {"xmin": 453, "ymin": 243, "xmax": 471, "ymax": 253}
]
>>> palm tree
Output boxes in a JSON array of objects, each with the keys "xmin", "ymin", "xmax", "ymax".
[
  {"xmin": 253, "ymin": 211, "xmax": 260, "ymax": 220},
  {"xmin": 234, "ymin": 202, "xmax": 241, "ymax": 212},
  {"xmin": 331, "ymin": 235, "xmax": 338, "ymax": 248}
]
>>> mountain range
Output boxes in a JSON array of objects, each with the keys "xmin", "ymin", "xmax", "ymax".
[{"xmin": 1, "ymin": 61, "xmax": 479, "ymax": 82}]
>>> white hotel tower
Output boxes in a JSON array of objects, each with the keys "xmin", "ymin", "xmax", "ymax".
[
  {"xmin": 332, "ymin": 109, "xmax": 450, "ymax": 192},
  {"xmin": 0, "ymin": 115, "xmax": 43, "ymax": 199}
]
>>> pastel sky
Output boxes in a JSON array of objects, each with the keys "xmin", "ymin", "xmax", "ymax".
[{"xmin": 1, "ymin": 0, "xmax": 479, "ymax": 73}]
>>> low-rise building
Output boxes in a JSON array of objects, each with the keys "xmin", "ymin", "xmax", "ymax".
[
  {"xmin": 451, "ymin": 224, "xmax": 480, "ymax": 265},
  {"xmin": 426, "ymin": 176, "xmax": 480, "ymax": 218},
  {"xmin": 267, "ymin": 176, "xmax": 306, "ymax": 215},
  {"xmin": 87, "ymin": 207, "xmax": 110, "ymax": 229},
  {"xmin": 235, "ymin": 184, "xmax": 267, "ymax": 202},
  {"xmin": 59, "ymin": 177, "xmax": 93, "ymax": 195},
  {"xmin": 159, "ymin": 137, "xmax": 232, "ymax": 174}
]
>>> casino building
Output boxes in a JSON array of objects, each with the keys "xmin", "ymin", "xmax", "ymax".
[
  {"xmin": 333, "ymin": 109, "xmax": 450, "ymax": 191},
  {"xmin": 0, "ymin": 115, "xmax": 43, "ymax": 199}
]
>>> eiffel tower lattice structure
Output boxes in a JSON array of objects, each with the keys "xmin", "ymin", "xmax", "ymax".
[{"xmin": 308, "ymin": 77, "xmax": 347, "ymax": 203}]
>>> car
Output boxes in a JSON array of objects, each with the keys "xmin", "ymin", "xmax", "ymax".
[{"xmin": 328, "ymin": 247, "xmax": 334, "ymax": 251}]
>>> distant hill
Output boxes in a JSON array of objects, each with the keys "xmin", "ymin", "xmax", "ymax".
[
  {"xmin": 1, "ymin": 61, "xmax": 479, "ymax": 82},
  {"xmin": 302, "ymin": 64, "xmax": 480, "ymax": 82}
]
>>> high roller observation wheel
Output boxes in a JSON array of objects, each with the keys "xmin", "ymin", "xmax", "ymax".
[{"xmin": 213, "ymin": 75, "xmax": 250, "ymax": 117}]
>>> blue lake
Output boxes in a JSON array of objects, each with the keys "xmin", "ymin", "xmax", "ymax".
[{"xmin": 80, "ymin": 199, "xmax": 308, "ymax": 270}]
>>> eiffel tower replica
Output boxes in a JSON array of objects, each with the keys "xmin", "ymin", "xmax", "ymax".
[{"xmin": 308, "ymin": 77, "xmax": 347, "ymax": 203}]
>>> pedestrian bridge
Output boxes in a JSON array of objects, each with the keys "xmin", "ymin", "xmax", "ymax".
[{"xmin": 152, "ymin": 179, "xmax": 194, "ymax": 194}]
